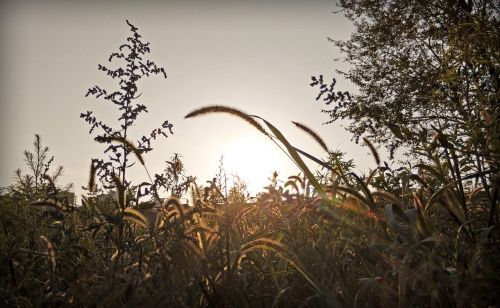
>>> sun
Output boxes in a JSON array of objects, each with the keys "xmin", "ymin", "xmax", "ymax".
[{"xmin": 220, "ymin": 134, "xmax": 287, "ymax": 194}]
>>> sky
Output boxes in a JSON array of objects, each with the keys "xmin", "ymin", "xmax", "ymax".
[{"xmin": 0, "ymin": 0, "xmax": 375, "ymax": 199}]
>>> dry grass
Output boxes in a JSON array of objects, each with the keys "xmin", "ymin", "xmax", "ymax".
[{"xmin": 0, "ymin": 111, "xmax": 498, "ymax": 307}]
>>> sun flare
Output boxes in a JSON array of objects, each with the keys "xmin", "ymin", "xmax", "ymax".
[{"xmin": 219, "ymin": 134, "xmax": 286, "ymax": 194}]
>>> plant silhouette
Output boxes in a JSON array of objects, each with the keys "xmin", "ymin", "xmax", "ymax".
[{"xmin": 81, "ymin": 20, "xmax": 173, "ymax": 205}]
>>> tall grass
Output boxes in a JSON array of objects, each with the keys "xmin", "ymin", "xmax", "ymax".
[{"xmin": 0, "ymin": 107, "xmax": 498, "ymax": 306}]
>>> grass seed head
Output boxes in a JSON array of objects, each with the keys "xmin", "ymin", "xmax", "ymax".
[
  {"xmin": 292, "ymin": 121, "xmax": 329, "ymax": 152},
  {"xmin": 185, "ymin": 105, "xmax": 268, "ymax": 136}
]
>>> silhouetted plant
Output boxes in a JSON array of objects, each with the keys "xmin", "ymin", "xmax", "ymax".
[
  {"xmin": 81, "ymin": 20, "xmax": 173, "ymax": 204},
  {"xmin": 11, "ymin": 134, "xmax": 69, "ymax": 203},
  {"xmin": 145, "ymin": 154, "xmax": 194, "ymax": 200}
]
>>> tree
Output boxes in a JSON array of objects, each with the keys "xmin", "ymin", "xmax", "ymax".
[
  {"xmin": 310, "ymin": 4, "xmax": 499, "ymax": 304},
  {"xmin": 312, "ymin": 0, "xmax": 499, "ymax": 222},
  {"xmin": 313, "ymin": 0, "xmax": 499, "ymax": 171},
  {"xmin": 81, "ymin": 20, "xmax": 174, "ymax": 206}
]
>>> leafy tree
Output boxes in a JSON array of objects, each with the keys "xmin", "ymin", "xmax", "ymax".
[
  {"xmin": 312, "ymin": 0, "xmax": 499, "ymax": 224},
  {"xmin": 81, "ymin": 20, "xmax": 174, "ymax": 205},
  {"xmin": 313, "ymin": 0, "xmax": 499, "ymax": 170}
]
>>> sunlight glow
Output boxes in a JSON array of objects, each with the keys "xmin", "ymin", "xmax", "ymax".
[{"xmin": 219, "ymin": 134, "xmax": 287, "ymax": 194}]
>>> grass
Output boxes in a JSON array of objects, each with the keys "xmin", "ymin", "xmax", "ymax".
[{"xmin": 0, "ymin": 110, "xmax": 499, "ymax": 307}]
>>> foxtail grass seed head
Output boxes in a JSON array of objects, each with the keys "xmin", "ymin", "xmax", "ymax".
[
  {"xmin": 292, "ymin": 121, "xmax": 328, "ymax": 152},
  {"xmin": 185, "ymin": 105, "xmax": 268, "ymax": 136},
  {"xmin": 363, "ymin": 137, "xmax": 380, "ymax": 166}
]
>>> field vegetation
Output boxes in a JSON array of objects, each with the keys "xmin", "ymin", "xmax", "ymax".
[{"xmin": 1, "ymin": 1, "xmax": 499, "ymax": 307}]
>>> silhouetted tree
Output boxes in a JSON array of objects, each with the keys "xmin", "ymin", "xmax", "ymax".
[
  {"xmin": 313, "ymin": 0, "xmax": 499, "ymax": 168},
  {"xmin": 312, "ymin": 0, "xmax": 499, "ymax": 213}
]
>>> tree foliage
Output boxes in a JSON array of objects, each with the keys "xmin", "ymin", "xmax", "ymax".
[{"xmin": 313, "ymin": 0, "xmax": 499, "ymax": 172}]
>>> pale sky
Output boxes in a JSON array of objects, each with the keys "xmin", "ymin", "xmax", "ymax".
[{"xmin": 0, "ymin": 0, "xmax": 374, "ymax": 198}]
